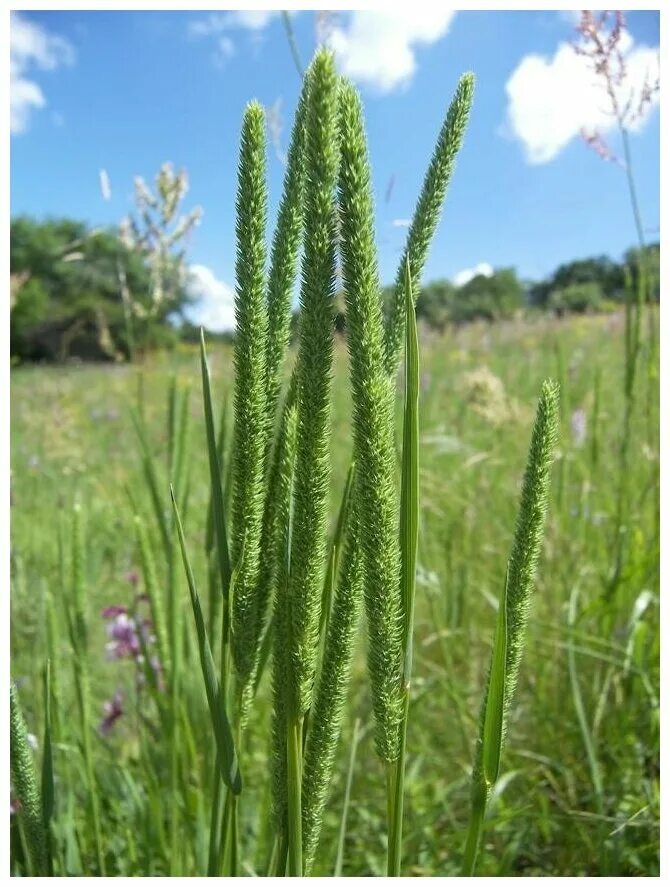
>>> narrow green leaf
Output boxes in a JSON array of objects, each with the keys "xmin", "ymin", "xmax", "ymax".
[
  {"xmin": 41, "ymin": 661, "xmax": 55, "ymax": 830},
  {"xmin": 130, "ymin": 406, "xmax": 171, "ymax": 557},
  {"xmin": 200, "ymin": 331, "xmax": 233, "ymax": 606},
  {"xmin": 481, "ymin": 569, "xmax": 508, "ymax": 788},
  {"xmin": 170, "ymin": 486, "xmax": 241, "ymax": 795},
  {"xmin": 206, "ymin": 393, "xmax": 228, "ymax": 556},
  {"xmin": 387, "ymin": 259, "xmax": 421, "ymax": 877},
  {"xmin": 400, "ymin": 259, "xmax": 420, "ymax": 677}
]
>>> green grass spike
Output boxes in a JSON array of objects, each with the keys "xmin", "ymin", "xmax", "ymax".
[
  {"xmin": 288, "ymin": 48, "xmax": 339, "ymax": 718},
  {"xmin": 384, "ymin": 72, "xmax": 475, "ymax": 378},
  {"xmin": 463, "ymin": 379, "xmax": 559, "ymax": 875},
  {"xmin": 264, "ymin": 76, "xmax": 309, "ymax": 440},
  {"xmin": 10, "ymin": 683, "xmax": 49, "ymax": 875},
  {"xmin": 230, "ymin": 101, "xmax": 270, "ymax": 682},
  {"xmin": 338, "ymin": 78, "xmax": 403, "ymax": 763},
  {"xmin": 302, "ymin": 512, "xmax": 364, "ymax": 874}
]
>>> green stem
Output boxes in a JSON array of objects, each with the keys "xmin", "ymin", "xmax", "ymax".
[
  {"xmin": 76, "ymin": 670, "xmax": 105, "ymax": 874},
  {"xmin": 387, "ymin": 688, "xmax": 410, "ymax": 876},
  {"xmin": 461, "ymin": 786, "xmax": 487, "ymax": 876},
  {"xmin": 286, "ymin": 716, "xmax": 303, "ymax": 877},
  {"xmin": 207, "ymin": 766, "xmax": 224, "ymax": 876}
]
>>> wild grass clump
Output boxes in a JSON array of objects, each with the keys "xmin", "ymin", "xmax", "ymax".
[{"xmin": 9, "ymin": 47, "xmax": 579, "ymax": 878}]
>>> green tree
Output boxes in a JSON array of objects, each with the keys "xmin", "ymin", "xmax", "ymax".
[
  {"xmin": 10, "ymin": 216, "xmax": 180, "ymax": 362},
  {"xmin": 451, "ymin": 268, "xmax": 522, "ymax": 323},
  {"xmin": 548, "ymin": 281, "xmax": 604, "ymax": 315}
]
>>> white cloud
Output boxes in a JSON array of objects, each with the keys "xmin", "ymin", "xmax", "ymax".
[
  {"xmin": 189, "ymin": 11, "xmax": 278, "ymax": 65},
  {"xmin": 453, "ymin": 263, "xmax": 493, "ymax": 288},
  {"xmin": 10, "ymin": 12, "xmax": 75, "ymax": 134},
  {"xmin": 99, "ymin": 169, "xmax": 111, "ymax": 201},
  {"xmin": 504, "ymin": 32, "xmax": 660, "ymax": 164},
  {"xmin": 185, "ymin": 265, "xmax": 236, "ymax": 333},
  {"xmin": 328, "ymin": 10, "xmax": 455, "ymax": 93},
  {"xmin": 391, "ymin": 218, "xmax": 411, "ymax": 228},
  {"xmin": 189, "ymin": 11, "xmax": 278, "ymax": 37}
]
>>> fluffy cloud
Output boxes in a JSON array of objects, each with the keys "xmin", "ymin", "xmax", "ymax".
[
  {"xmin": 453, "ymin": 263, "xmax": 493, "ymax": 287},
  {"xmin": 504, "ymin": 31, "xmax": 660, "ymax": 164},
  {"xmin": 189, "ymin": 11, "xmax": 278, "ymax": 37},
  {"xmin": 328, "ymin": 10, "xmax": 455, "ymax": 92},
  {"xmin": 10, "ymin": 12, "xmax": 74, "ymax": 134},
  {"xmin": 188, "ymin": 11, "xmax": 278, "ymax": 65},
  {"xmin": 185, "ymin": 265, "xmax": 236, "ymax": 333}
]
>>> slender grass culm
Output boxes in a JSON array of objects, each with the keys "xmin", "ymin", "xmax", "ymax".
[{"xmin": 462, "ymin": 380, "xmax": 560, "ymax": 875}]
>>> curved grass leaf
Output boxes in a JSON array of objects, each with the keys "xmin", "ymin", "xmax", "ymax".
[
  {"xmin": 481, "ymin": 569, "xmax": 508, "ymax": 788},
  {"xmin": 170, "ymin": 486, "xmax": 241, "ymax": 795}
]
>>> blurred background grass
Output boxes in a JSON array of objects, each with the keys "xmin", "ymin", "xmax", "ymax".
[{"xmin": 10, "ymin": 308, "xmax": 659, "ymax": 876}]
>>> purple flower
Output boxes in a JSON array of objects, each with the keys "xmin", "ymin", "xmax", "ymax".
[
  {"xmin": 571, "ymin": 408, "xmax": 588, "ymax": 447},
  {"xmin": 99, "ymin": 689, "xmax": 124, "ymax": 736},
  {"xmin": 105, "ymin": 612, "xmax": 142, "ymax": 660},
  {"xmin": 101, "ymin": 605, "xmax": 128, "ymax": 619}
]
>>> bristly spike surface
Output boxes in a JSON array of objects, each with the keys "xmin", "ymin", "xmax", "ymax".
[
  {"xmin": 288, "ymin": 48, "xmax": 339, "ymax": 718},
  {"xmin": 503, "ymin": 379, "xmax": 560, "ymax": 712},
  {"xmin": 264, "ymin": 76, "xmax": 309, "ymax": 442},
  {"xmin": 230, "ymin": 100, "xmax": 270, "ymax": 682},
  {"xmin": 337, "ymin": 78, "xmax": 404, "ymax": 764},
  {"xmin": 384, "ymin": 72, "xmax": 475, "ymax": 378},
  {"xmin": 302, "ymin": 507, "xmax": 364, "ymax": 873}
]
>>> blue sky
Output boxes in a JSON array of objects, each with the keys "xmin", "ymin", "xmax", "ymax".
[{"xmin": 10, "ymin": 9, "xmax": 660, "ymax": 330}]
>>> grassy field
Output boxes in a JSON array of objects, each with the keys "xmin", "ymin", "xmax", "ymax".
[{"xmin": 10, "ymin": 308, "xmax": 659, "ymax": 876}]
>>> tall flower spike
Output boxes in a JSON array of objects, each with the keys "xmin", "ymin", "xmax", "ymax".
[
  {"xmin": 302, "ymin": 506, "xmax": 364, "ymax": 874},
  {"xmin": 288, "ymin": 49, "xmax": 339, "ymax": 718},
  {"xmin": 384, "ymin": 72, "xmax": 475, "ymax": 378},
  {"xmin": 337, "ymin": 78, "xmax": 403, "ymax": 763},
  {"xmin": 10, "ymin": 683, "xmax": 49, "ymax": 875},
  {"xmin": 264, "ymin": 76, "xmax": 309, "ymax": 442},
  {"xmin": 230, "ymin": 101, "xmax": 270, "ymax": 683},
  {"xmin": 502, "ymin": 379, "xmax": 559, "ymax": 711},
  {"xmin": 464, "ymin": 380, "xmax": 559, "ymax": 875}
]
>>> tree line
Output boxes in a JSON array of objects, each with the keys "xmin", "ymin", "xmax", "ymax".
[{"xmin": 10, "ymin": 214, "xmax": 659, "ymax": 363}]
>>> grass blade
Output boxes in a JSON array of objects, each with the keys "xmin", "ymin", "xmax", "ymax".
[
  {"xmin": 482, "ymin": 570, "xmax": 508, "ymax": 788},
  {"xmin": 334, "ymin": 717, "xmax": 362, "ymax": 877},
  {"xmin": 170, "ymin": 486, "xmax": 241, "ymax": 795},
  {"xmin": 387, "ymin": 259, "xmax": 420, "ymax": 877},
  {"xmin": 200, "ymin": 331, "xmax": 233, "ymax": 661}
]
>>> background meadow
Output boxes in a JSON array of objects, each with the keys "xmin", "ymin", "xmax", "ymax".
[
  {"xmin": 10, "ymin": 307, "xmax": 660, "ymax": 875},
  {"xmin": 9, "ymin": 8, "xmax": 660, "ymax": 878}
]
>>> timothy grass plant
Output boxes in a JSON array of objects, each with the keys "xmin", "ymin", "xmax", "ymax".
[{"xmin": 9, "ymin": 48, "xmax": 576, "ymax": 878}]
